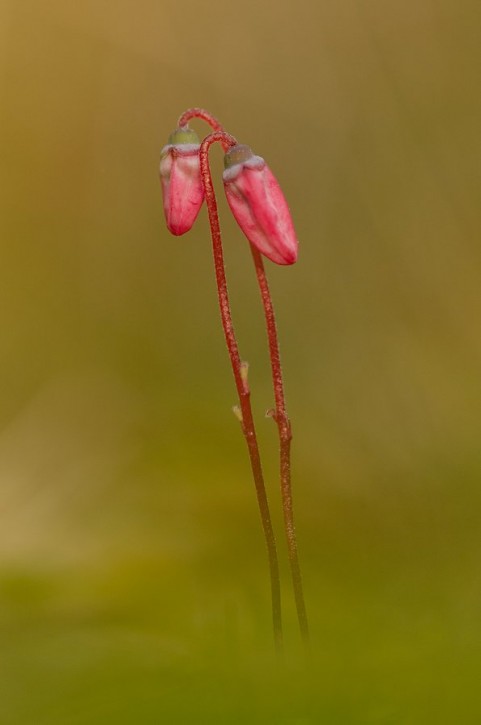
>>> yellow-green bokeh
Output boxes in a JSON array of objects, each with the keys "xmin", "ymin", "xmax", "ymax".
[{"xmin": 1, "ymin": 1, "xmax": 481, "ymax": 722}]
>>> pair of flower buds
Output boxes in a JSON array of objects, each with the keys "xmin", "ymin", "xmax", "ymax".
[{"xmin": 159, "ymin": 127, "xmax": 299, "ymax": 265}]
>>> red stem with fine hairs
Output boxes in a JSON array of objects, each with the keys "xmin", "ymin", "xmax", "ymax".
[
  {"xmin": 178, "ymin": 107, "xmax": 224, "ymax": 132},
  {"xmin": 250, "ymin": 246, "xmax": 309, "ymax": 647},
  {"xmin": 199, "ymin": 130, "xmax": 283, "ymax": 654}
]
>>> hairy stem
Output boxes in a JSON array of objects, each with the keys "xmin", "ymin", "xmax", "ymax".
[
  {"xmin": 199, "ymin": 131, "xmax": 283, "ymax": 654},
  {"xmin": 178, "ymin": 108, "xmax": 231, "ymax": 153},
  {"xmin": 178, "ymin": 107, "xmax": 224, "ymax": 133},
  {"xmin": 250, "ymin": 245, "xmax": 309, "ymax": 647}
]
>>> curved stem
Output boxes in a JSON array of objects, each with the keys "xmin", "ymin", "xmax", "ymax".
[
  {"xmin": 178, "ymin": 107, "xmax": 224, "ymax": 132},
  {"xmin": 178, "ymin": 108, "xmax": 232, "ymax": 152},
  {"xmin": 250, "ymin": 245, "xmax": 309, "ymax": 648},
  {"xmin": 199, "ymin": 131, "xmax": 283, "ymax": 654}
]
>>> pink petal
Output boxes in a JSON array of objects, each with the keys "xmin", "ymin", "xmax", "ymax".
[
  {"xmin": 160, "ymin": 144, "xmax": 204, "ymax": 236},
  {"xmin": 223, "ymin": 156, "xmax": 298, "ymax": 265}
]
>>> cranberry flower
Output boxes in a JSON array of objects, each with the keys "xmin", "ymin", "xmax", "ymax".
[
  {"xmin": 159, "ymin": 109, "xmax": 309, "ymax": 652},
  {"xmin": 159, "ymin": 127, "xmax": 204, "ymax": 235},
  {"xmin": 223, "ymin": 144, "xmax": 299, "ymax": 265}
]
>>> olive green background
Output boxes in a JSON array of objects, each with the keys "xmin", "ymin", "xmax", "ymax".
[{"xmin": 1, "ymin": 1, "xmax": 480, "ymax": 722}]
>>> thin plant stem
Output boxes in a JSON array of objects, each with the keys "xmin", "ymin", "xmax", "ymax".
[
  {"xmin": 199, "ymin": 131, "xmax": 283, "ymax": 654},
  {"xmin": 178, "ymin": 107, "xmax": 224, "ymax": 133},
  {"xmin": 178, "ymin": 108, "xmax": 231, "ymax": 152},
  {"xmin": 250, "ymin": 245, "xmax": 310, "ymax": 647}
]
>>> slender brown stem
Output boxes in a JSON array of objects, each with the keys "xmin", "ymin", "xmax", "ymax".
[
  {"xmin": 250, "ymin": 245, "xmax": 309, "ymax": 647},
  {"xmin": 199, "ymin": 131, "xmax": 283, "ymax": 654}
]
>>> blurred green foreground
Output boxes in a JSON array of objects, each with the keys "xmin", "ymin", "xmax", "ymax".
[{"xmin": 1, "ymin": 1, "xmax": 481, "ymax": 722}]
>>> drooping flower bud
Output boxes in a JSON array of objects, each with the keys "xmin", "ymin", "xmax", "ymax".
[
  {"xmin": 223, "ymin": 145, "xmax": 298, "ymax": 265},
  {"xmin": 159, "ymin": 127, "xmax": 204, "ymax": 235}
]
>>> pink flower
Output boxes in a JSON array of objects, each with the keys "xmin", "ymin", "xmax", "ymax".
[
  {"xmin": 223, "ymin": 145, "xmax": 299, "ymax": 265},
  {"xmin": 159, "ymin": 128, "xmax": 204, "ymax": 235}
]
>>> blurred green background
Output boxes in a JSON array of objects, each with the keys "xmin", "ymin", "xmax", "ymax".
[{"xmin": 1, "ymin": 1, "xmax": 480, "ymax": 722}]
